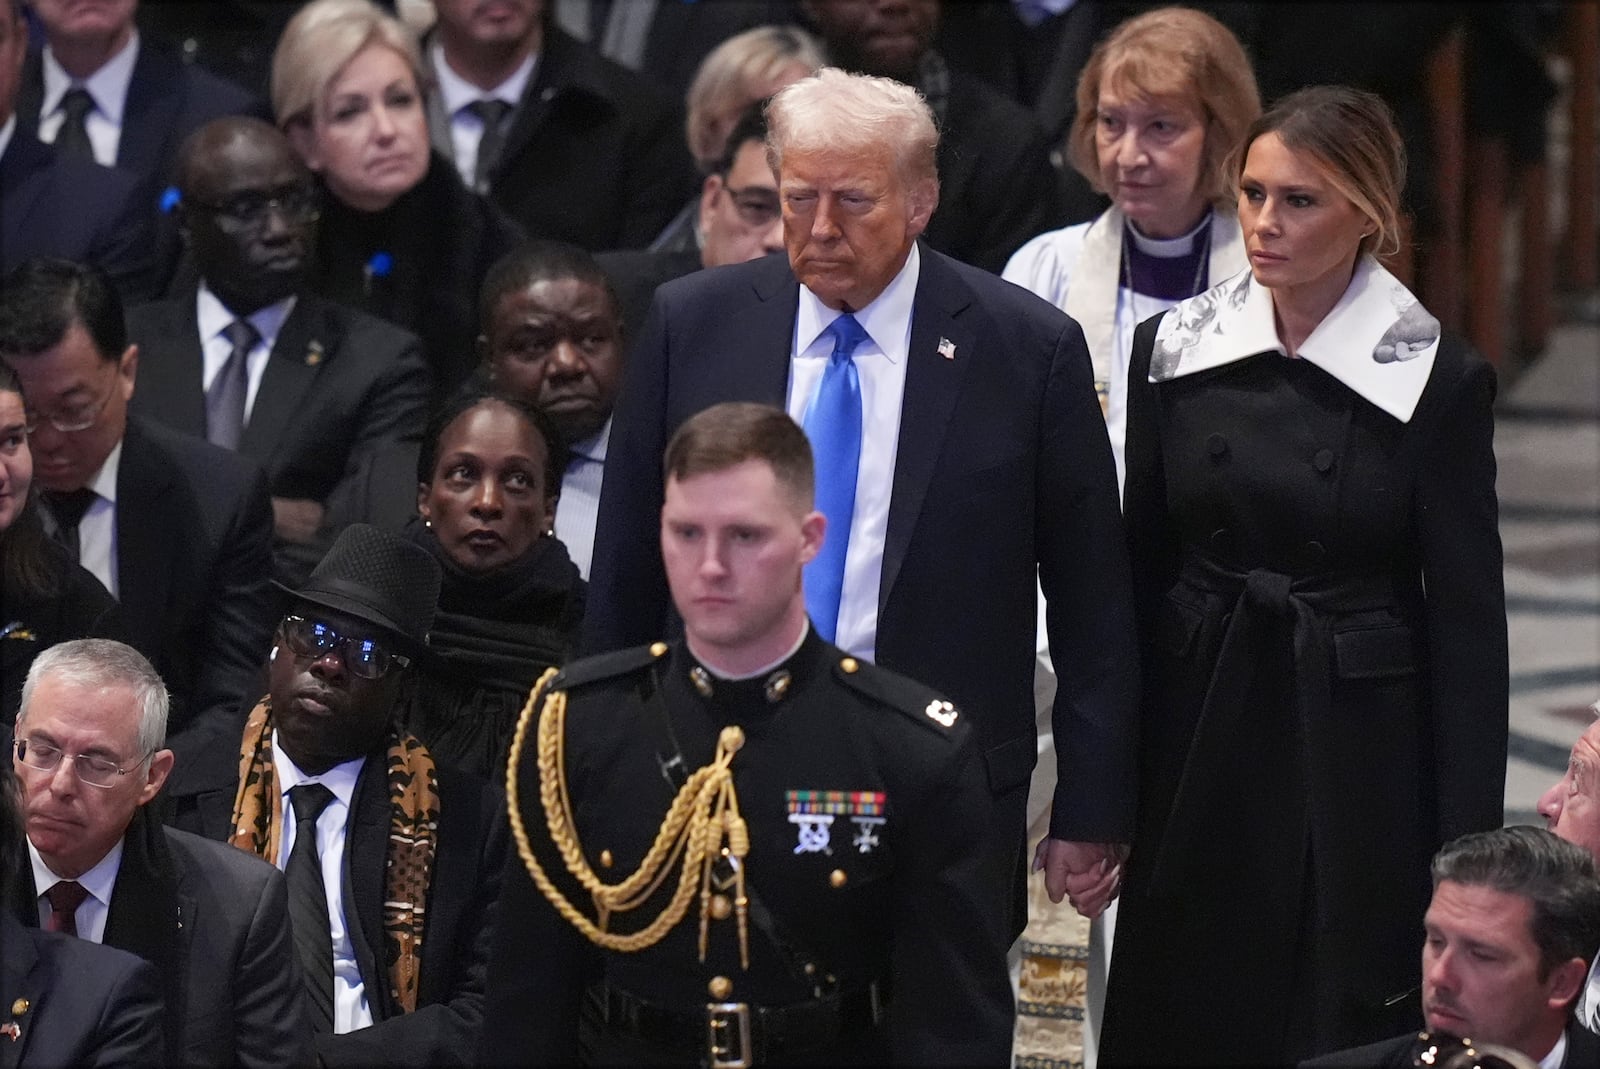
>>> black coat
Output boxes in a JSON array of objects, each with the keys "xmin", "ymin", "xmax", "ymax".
[
  {"xmin": 1300, "ymin": 1021, "xmax": 1600, "ymax": 1069},
  {"xmin": 0, "ymin": 536, "xmax": 122, "ymax": 723},
  {"xmin": 1102, "ymin": 313, "xmax": 1508, "ymax": 1064},
  {"xmin": 480, "ymin": 631, "xmax": 1014, "ymax": 1064}
]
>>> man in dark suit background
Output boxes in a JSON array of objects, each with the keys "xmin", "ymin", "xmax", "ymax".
[
  {"xmin": 0, "ymin": 0, "xmax": 152, "ymax": 300},
  {"xmin": 1303, "ymin": 827, "xmax": 1600, "ymax": 1069},
  {"xmin": 586, "ymin": 67, "xmax": 1139, "ymax": 935},
  {"xmin": 0, "ymin": 259, "xmax": 278, "ymax": 813},
  {"xmin": 424, "ymin": 0, "xmax": 695, "ymax": 251},
  {"xmin": 8, "ymin": 638, "xmax": 308, "ymax": 1069},
  {"xmin": 227, "ymin": 524, "xmax": 505, "ymax": 1067},
  {"xmin": 127, "ymin": 117, "xmax": 431, "ymax": 587}
]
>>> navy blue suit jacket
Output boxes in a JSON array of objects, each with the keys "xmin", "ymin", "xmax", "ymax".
[
  {"xmin": 0, "ymin": 912, "xmax": 164, "ymax": 1069},
  {"xmin": 0, "ymin": 132, "xmax": 155, "ymax": 299},
  {"xmin": 585, "ymin": 245, "xmax": 1140, "ymax": 846}
]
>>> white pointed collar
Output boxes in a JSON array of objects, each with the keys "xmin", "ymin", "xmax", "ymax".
[{"xmin": 1150, "ymin": 256, "xmax": 1441, "ymax": 422}]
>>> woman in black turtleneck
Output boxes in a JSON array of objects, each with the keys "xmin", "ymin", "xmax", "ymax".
[{"xmin": 271, "ymin": 0, "xmax": 522, "ymax": 400}]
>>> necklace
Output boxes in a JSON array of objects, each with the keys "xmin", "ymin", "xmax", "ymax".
[{"xmin": 1119, "ymin": 211, "xmax": 1213, "ymax": 301}]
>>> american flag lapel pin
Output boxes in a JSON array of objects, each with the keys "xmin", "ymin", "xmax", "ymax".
[{"xmin": 937, "ymin": 337, "xmax": 956, "ymax": 360}]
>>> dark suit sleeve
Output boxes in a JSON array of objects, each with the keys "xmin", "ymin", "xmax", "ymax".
[
  {"xmin": 87, "ymin": 955, "xmax": 167, "ymax": 1069},
  {"xmin": 888, "ymin": 741, "xmax": 1015, "ymax": 1063},
  {"xmin": 582, "ymin": 292, "xmax": 675, "ymax": 654},
  {"xmin": 87, "ymin": 172, "xmax": 161, "ymax": 303},
  {"xmin": 185, "ymin": 459, "xmax": 277, "ymax": 738},
  {"xmin": 232, "ymin": 866, "xmax": 313, "ymax": 1069},
  {"xmin": 1416, "ymin": 351, "xmax": 1508, "ymax": 840},
  {"xmin": 611, "ymin": 98, "xmax": 698, "ymax": 251},
  {"xmin": 319, "ymin": 788, "xmax": 507, "ymax": 1068},
  {"xmin": 1037, "ymin": 312, "xmax": 1141, "ymax": 843}
]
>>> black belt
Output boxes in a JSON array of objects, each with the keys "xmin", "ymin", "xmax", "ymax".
[{"xmin": 591, "ymin": 980, "xmax": 886, "ymax": 1067}]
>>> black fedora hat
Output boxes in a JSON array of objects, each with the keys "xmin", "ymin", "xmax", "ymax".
[{"xmin": 273, "ymin": 524, "xmax": 441, "ymax": 657}]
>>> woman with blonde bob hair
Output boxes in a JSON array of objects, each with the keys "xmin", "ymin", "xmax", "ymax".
[
  {"xmin": 1101, "ymin": 84, "xmax": 1507, "ymax": 1065},
  {"xmin": 1004, "ymin": 6, "xmax": 1258, "ymax": 490},
  {"xmin": 270, "ymin": 0, "xmax": 522, "ymax": 398}
]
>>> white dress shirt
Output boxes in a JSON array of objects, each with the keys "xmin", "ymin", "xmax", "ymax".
[
  {"xmin": 38, "ymin": 32, "xmax": 140, "ymax": 167},
  {"xmin": 60, "ymin": 439, "xmax": 122, "ymax": 598},
  {"xmin": 555, "ymin": 416, "xmax": 609, "ymax": 581},
  {"xmin": 786, "ymin": 243, "xmax": 920, "ymax": 663},
  {"xmin": 1540, "ymin": 1030, "xmax": 1567, "ymax": 1069},
  {"xmin": 271, "ymin": 734, "xmax": 373, "ymax": 1034},
  {"xmin": 196, "ymin": 284, "xmax": 297, "ymax": 424},
  {"xmin": 0, "ymin": 115, "xmax": 15, "ymax": 160},
  {"xmin": 29, "ymin": 837, "xmax": 124, "ymax": 944},
  {"xmin": 1578, "ymin": 955, "xmax": 1600, "ymax": 1035},
  {"xmin": 430, "ymin": 41, "xmax": 536, "ymax": 190}
]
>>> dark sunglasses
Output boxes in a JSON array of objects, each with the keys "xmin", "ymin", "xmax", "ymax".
[
  {"xmin": 279, "ymin": 615, "xmax": 410, "ymax": 680},
  {"xmin": 188, "ymin": 185, "xmax": 320, "ymax": 231}
]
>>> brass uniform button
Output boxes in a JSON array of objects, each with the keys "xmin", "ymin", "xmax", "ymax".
[
  {"xmin": 710, "ymin": 894, "xmax": 733, "ymax": 920},
  {"xmin": 719, "ymin": 725, "xmax": 745, "ymax": 753},
  {"xmin": 839, "ymin": 657, "xmax": 859, "ymax": 674},
  {"xmin": 690, "ymin": 666, "xmax": 714, "ymax": 697},
  {"xmin": 829, "ymin": 869, "xmax": 848, "ymax": 888},
  {"xmin": 10, "ymin": 998, "xmax": 28, "ymax": 1016},
  {"xmin": 708, "ymin": 976, "xmax": 733, "ymax": 1000},
  {"xmin": 764, "ymin": 669, "xmax": 792, "ymax": 703},
  {"xmin": 599, "ymin": 850, "xmax": 613, "ymax": 869},
  {"xmin": 650, "ymin": 642, "xmax": 669, "ymax": 657}
]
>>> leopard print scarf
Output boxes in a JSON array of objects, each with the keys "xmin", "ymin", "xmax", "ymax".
[{"xmin": 228, "ymin": 697, "xmax": 440, "ymax": 1014}]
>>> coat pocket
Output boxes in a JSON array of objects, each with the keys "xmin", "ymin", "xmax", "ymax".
[
  {"xmin": 1154, "ymin": 592, "xmax": 1204, "ymax": 661},
  {"xmin": 984, "ymin": 734, "xmax": 1037, "ymax": 795},
  {"xmin": 1333, "ymin": 624, "xmax": 1418, "ymax": 680}
]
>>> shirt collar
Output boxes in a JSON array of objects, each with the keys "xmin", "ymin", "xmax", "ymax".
[
  {"xmin": 1538, "ymin": 1029, "xmax": 1566, "ymax": 1069},
  {"xmin": 1149, "ymin": 256, "xmax": 1439, "ymax": 423},
  {"xmin": 568, "ymin": 414, "xmax": 611, "ymax": 464},
  {"xmin": 86, "ymin": 437, "xmax": 122, "ymax": 506},
  {"xmin": 42, "ymin": 30, "xmax": 140, "ymax": 126},
  {"xmin": 28, "ymin": 833, "xmax": 124, "ymax": 907},
  {"xmin": 196, "ymin": 282, "xmax": 298, "ymax": 352},
  {"xmin": 795, "ymin": 241, "xmax": 921, "ymax": 364},
  {"xmin": 431, "ymin": 40, "xmax": 536, "ymax": 117},
  {"xmin": 271, "ymin": 729, "xmax": 366, "ymax": 813}
]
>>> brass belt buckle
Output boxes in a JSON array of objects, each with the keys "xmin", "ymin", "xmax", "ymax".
[{"xmin": 706, "ymin": 1001, "xmax": 752, "ymax": 1069}]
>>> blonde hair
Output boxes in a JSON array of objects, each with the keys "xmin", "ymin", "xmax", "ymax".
[
  {"xmin": 271, "ymin": 0, "xmax": 426, "ymax": 130},
  {"xmin": 766, "ymin": 67, "xmax": 939, "ymax": 196},
  {"xmin": 1067, "ymin": 6, "xmax": 1259, "ymax": 208},
  {"xmin": 685, "ymin": 25, "xmax": 824, "ymax": 173},
  {"xmin": 1229, "ymin": 85, "xmax": 1406, "ymax": 261}
]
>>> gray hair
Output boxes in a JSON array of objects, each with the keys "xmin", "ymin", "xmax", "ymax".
[
  {"xmin": 271, "ymin": 0, "xmax": 425, "ymax": 130},
  {"xmin": 17, "ymin": 640, "xmax": 169, "ymax": 760},
  {"xmin": 1432, "ymin": 826, "xmax": 1600, "ymax": 981},
  {"xmin": 765, "ymin": 67, "xmax": 940, "ymax": 196},
  {"xmin": 685, "ymin": 24, "xmax": 825, "ymax": 172}
]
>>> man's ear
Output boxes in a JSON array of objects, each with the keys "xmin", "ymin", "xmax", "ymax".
[
  {"xmin": 1544, "ymin": 955, "xmax": 1590, "ymax": 1010},
  {"xmin": 698, "ymin": 173, "xmax": 725, "ymax": 233},
  {"xmin": 137, "ymin": 748, "xmax": 175, "ymax": 806},
  {"xmin": 799, "ymin": 509, "xmax": 826, "ymax": 566},
  {"xmin": 117, "ymin": 344, "xmax": 139, "ymax": 399},
  {"xmin": 907, "ymin": 177, "xmax": 939, "ymax": 239}
]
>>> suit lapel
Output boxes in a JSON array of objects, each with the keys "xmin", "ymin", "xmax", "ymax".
[
  {"xmin": 102, "ymin": 812, "xmax": 184, "ymax": 1061},
  {"xmin": 115, "ymin": 418, "xmax": 179, "ymax": 628},
  {"xmin": 238, "ymin": 296, "xmax": 332, "ymax": 462},
  {"xmin": 344, "ymin": 754, "xmax": 393, "ymax": 1020},
  {"xmin": 133, "ymin": 297, "xmax": 207, "ymax": 437},
  {"xmin": 15, "ymin": 50, "xmax": 43, "ymax": 139},
  {"xmin": 116, "ymin": 43, "xmax": 180, "ymax": 185},
  {"xmin": 880, "ymin": 248, "xmax": 976, "ymax": 615},
  {"xmin": 0, "ymin": 137, "xmax": 51, "ymax": 254},
  {"xmin": 0, "ymin": 917, "xmax": 39, "ymax": 1069},
  {"xmin": 721, "ymin": 260, "xmax": 797, "ymax": 407}
]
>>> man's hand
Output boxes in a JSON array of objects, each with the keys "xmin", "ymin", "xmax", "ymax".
[
  {"xmin": 1032, "ymin": 837, "xmax": 1130, "ymax": 919},
  {"xmin": 271, "ymin": 498, "xmax": 325, "ymax": 544}
]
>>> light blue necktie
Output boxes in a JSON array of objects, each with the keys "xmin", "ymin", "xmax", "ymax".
[{"xmin": 803, "ymin": 314, "xmax": 869, "ymax": 642}]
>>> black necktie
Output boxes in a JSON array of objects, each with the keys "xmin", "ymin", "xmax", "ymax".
[
  {"xmin": 206, "ymin": 319, "xmax": 259, "ymax": 450},
  {"xmin": 286, "ymin": 783, "xmax": 337, "ymax": 1033},
  {"xmin": 54, "ymin": 87, "xmax": 96, "ymax": 162},
  {"xmin": 464, "ymin": 98, "xmax": 512, "ymax": 194},
  {"xmin": 42, "ymin": 486, "xmax": 99, "ymax": 562}
]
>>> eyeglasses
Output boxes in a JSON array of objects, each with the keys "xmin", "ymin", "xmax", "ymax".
[
  {"xmin": 279, "ymin": 615, "xmax": 411, "ymax": 680},
  {"xmin": 13, "ymin": 738, "xmax": 149, "ymax": 789},
  {"xmin": 722, "ymin": 184, "xmax": 781, "ymax": 227},
  {"xmin": 22, "ymin": 362, "xmax": 120, "ymax": 434},
  {"xmin": 187, "ymin": 185, "xmax": 320, "ymax": 231}
]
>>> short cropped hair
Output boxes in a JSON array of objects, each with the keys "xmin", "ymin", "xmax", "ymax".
[
  {"xmin": 477, "ymin": 240, "xmax": 620, "ymax": 338},
  {"xmin": 272, "ymin": 0, "xmax": 426, "ymax": 131},
  {"xmin": 1067, "ymin": 6, "xmax": 1259, "ymax": 208},
  {"xmin": 713, "ymin": 102, "xmax": 770, "ymax": 178},
  {"xmin": 1432, "ymin": 826, "xmax": 1600, "ymax": 982},
  {"xmin": 685, "ymin": 24, "xmax": 824, "ymax": 172},
  {"xmin": 417, "ymin": 380, "xmax": 566, "ymax": 496},
  {"xmin": 766, "ymin": 67, "xmax": 939, "ymax": 195},
  {"xmin": 0, "ymin": 259, "xmax": 125, "ymax": 363},
  {"xmin": 18, "ymin": 639, "xmax": 171, "ymax": 761},
  {"xmin": 1229, "ymin": 84, "xmax": 1405, "ymax": 261},
  {"xmin": 664, "ymin": 403, "xmax": 814, "ymax": 508}
]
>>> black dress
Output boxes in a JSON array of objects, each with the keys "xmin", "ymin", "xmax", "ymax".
[
  {"xmin": 1101, "ymin": 266, "xmax": 1508, "ymax": 1065},
  {"xmin": 307, "ymin": 152, "xmax": 524, "ymax": 401},
  {"xmin": 395, "ymin": 518, "xmax": 585, "ymax": 783}
]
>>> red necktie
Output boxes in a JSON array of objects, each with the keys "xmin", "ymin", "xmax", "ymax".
[{"xmin": 44, "ymin": 880, "xmax": 90, "ymax": 937}]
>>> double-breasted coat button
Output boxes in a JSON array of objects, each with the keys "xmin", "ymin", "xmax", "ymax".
[
  {"xmin": 1304, "ymin": 540, "xmax": 1327, "ymax": 565},
  {"xmin": 1206, "ymin": 433, "xmax": 1229, "ymax": 459},
  {"xmin": 1313, "ymin": 449, "xmax": 1336, "ymax": 473},
  {"xmin": 829, "ymin": 869, "xmax": 848, "ymax": 888}
]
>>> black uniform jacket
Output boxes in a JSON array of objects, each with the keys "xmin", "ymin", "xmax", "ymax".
[{"xmin": 481, "ymin": 630, "xmax": 1014, "ymax": 1065}]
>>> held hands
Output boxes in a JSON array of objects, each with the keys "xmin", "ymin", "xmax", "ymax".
[{"xmin": 1033, "ymin": 837, "xmax": 1130, "ymax": 919}]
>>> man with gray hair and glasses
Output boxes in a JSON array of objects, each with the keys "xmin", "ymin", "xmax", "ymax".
[
  {"xmin": 1537, "ymin": 698, "xmax": 1600, "ymax": 1036},
  {"xmin": 9, "ymin": 638, "xmax": 308, "ymax": 1068}
]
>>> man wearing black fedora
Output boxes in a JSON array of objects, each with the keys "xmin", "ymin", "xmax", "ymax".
[{"xmin": 224, "ymin": 523, "xmax": 507, "ymax": 1067}]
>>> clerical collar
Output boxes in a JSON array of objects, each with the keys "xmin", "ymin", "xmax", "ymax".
[{"xmin": 1125, "ymin": 210, "xmax": 1212, "ymax": 257}]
